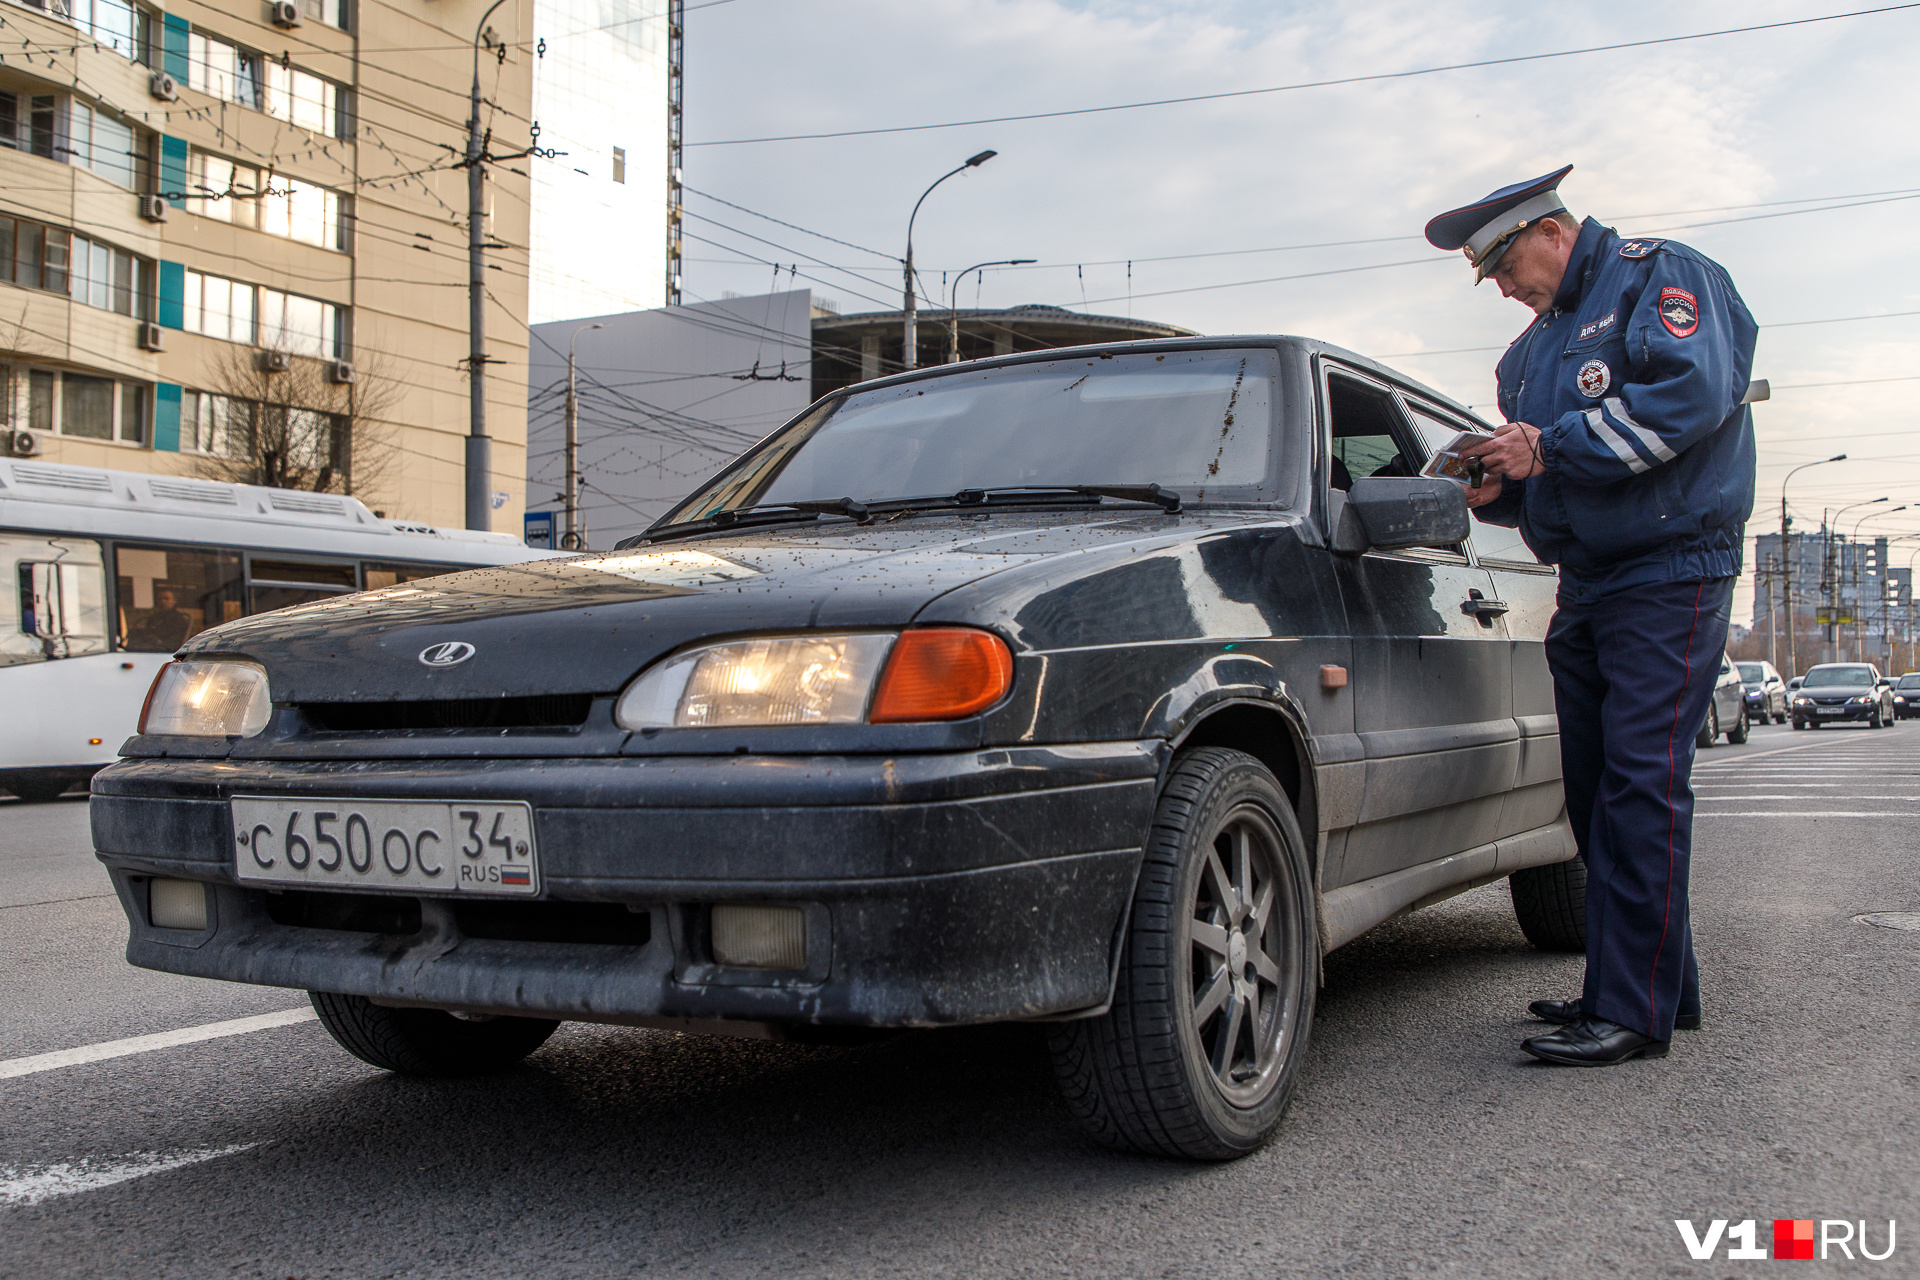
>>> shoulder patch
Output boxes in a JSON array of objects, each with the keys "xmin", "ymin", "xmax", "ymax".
[
  {"xmin": 1659, "ymin": 287, "xmax": 1699, "ymax": 338},
  {"xmin": 1618, "ymin": 238, "xmax": 1664, "ymax": 259}
]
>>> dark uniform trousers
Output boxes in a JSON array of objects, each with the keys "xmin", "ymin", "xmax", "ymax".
[{"xmin": 1545, "ymin": 575, "xmax": 1734, "ymax": 1041}]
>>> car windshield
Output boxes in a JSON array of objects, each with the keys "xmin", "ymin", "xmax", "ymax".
[
  {"xmin": 665, "ymin": 348, "xmax": 1279, "ymax": 522},
  {"xmin": 1899, "ymin": 675, "xmax": 1920, "ymax": 690},
  {"xmin": 1805, "ymin": 666, "xmax": 1874, "ymax": 687},
  {"xmin": 1737, "ymin": 663, "xmax": 1766, "ymax": 682}
]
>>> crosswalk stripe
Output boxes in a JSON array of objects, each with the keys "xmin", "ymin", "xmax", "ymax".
[{"xmin": 0, "ymin": 1009, "xmax": 315, "ymax": 1082}]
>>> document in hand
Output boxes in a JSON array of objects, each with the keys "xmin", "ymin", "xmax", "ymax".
[{"xmin": 1420, "ymin": 429, "xmax": 1496, "ymax": 485}]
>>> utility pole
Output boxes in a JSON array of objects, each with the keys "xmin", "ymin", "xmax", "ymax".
[
  {"xmin": 563, "ymin": 322, "xmax": 603, "ymax": 551},
  {"xmin": 1780, "ymin": 454, "xmax": 1844, "ymax": 680},
  {"xmin": 464, "ymin": 0, "xmax": 507, "ymax": 532}
]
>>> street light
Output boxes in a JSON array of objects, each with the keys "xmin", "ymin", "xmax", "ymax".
[
  {"xmin": 1849, "ymin": 505, "xmax": 1907, "ymax": 660},
  {"xmin": 563, "ymin": 322, "xmax": 604, "ymax": 552},
  {"xmin": 947, "ymin": 258, "xmax": 1035, "ymax": 364},
  {"xmin": 464, "ymin": 0, "xmax": 509, "ymax": 531},
  {"xmin": 1825, "ymin": 496, "xmax": 1887, "ymax": 663},
  {"xmin": 902, "ymin": 150, "xmax": 997, "ymax": 371},
  {"xmin": 1780, "ymin": 453, "xmax": 1845, "ymax": 678}
]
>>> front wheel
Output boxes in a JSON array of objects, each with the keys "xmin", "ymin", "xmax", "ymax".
[
  {"xmin": 1726, "ymin": 705, "xmax": 1750, "ymax": 744},
  {"xmin": 1695, "ymin": 703, "xmax": 1719, "ymax": 749},
  {"xmin": 1510, "ymin": 857, "xmax": 1587, "ymax": 951},
  {"xmin": 1048, "ymin": 747, "xmax": 1317, "ymax": 1161},
  {"xmin": 309, "ymin": 992, "xmax": 558, "ymax": 1076}
]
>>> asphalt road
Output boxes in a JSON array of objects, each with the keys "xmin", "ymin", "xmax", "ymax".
[{"xmin": 3, "ymin": 720, "xmax": 1915, "ymax": 1278}]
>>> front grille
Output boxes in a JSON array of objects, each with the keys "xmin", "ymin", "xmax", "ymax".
[
  {"xmin": 300, "ymin": 694, "xmax": 593, "ymax": 732},
  {"xmin": 263, "ymin": 889, "xmax": 651, "ymax": 948}
]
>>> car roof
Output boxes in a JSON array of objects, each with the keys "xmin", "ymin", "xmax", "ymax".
[{"xmin": 831, "ymin": 334, "xmax": 1497, "ymax": 432}]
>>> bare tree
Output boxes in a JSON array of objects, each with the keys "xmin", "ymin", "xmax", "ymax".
[{"xmin": 186, "ymin": 343, "xmax": 399, "ymax": 497}]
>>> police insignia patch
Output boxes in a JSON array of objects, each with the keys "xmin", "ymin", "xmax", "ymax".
[
  {"xmin": 1576, "ymin": 359, "xmax": 1611, "ymax": 398},
  {"xmin": 1618, "ymin": 239, "xmax": 1663, "ymax": 258},
  {"xmin": 1659, "ymin": 286, "xmax": 1700, "ymax": 337}
]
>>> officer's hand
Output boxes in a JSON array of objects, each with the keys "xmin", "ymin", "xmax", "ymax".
[
  {"xmin": 1461, "ymin": 422, "xmax": 1545, "ymax": 480},
  {"xmin": 1464, "ymin": 474, "xmax": 1504, "ymax": 508}
]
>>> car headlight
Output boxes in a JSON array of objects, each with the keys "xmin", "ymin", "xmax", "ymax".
[
  {"xmin": 1793, "ymin": 696, "xmax": 1812, "ymax": 706},
  {"xmin": 614, "ymin": 628, "xmax": 1014, "ymax": 729},
  {"xmin": 138, "ymin": 660, "xmax": 272, "ymax": 737}
]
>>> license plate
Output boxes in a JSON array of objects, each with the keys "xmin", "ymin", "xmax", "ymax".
[
  {"xmin": 231, "ymin": 797, "xmax": 539, "ymax": 895},
  {"xmin": 1816, "ymin": 708, "xmax": 1843, "ymax": 716}
]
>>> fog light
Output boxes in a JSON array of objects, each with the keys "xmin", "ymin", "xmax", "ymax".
[
  {"xmin": 149, "ymin": 878, "xmax": 208, "ymax": 930},
  {"xmin": 710, "ymin": 904, "xmax": 805, "ymax": 969}
]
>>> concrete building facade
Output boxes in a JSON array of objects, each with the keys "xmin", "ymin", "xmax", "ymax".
[
  {"xmin": 0, "ymin": 0, "xmax": 534, "ymax": 530},
  {"xmin": 1752, "ymin": 529, "xmax": 1913, "ymax": 665}
]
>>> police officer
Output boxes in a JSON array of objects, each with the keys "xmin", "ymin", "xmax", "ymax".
[{"xmin": 1425, "ymin": 165, "xmax": 1758, "ymax": 1066}]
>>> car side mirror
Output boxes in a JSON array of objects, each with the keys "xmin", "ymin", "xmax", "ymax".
[{"xmin": 1330, "ymin": 476, "xmax": 1470, "ymax": 555}]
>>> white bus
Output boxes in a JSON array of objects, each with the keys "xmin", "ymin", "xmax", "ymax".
[{"xmin": 2, "ymin": 459, "xmax": 548, "ymax": 803}]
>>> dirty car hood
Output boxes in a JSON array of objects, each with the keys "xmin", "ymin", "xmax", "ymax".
[{"xmin": 181, "ymin": 512, "xmax": 1237, "ymax": 702}]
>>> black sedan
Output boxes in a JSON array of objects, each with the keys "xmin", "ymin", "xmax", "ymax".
[
  {"xmin": 92, "ymin": 337, "xmax": 1579, "ymax": 1161},
  {"xmin": 1894, "ymin": 672, "xmax": 1920, "ymax": 719},
  {"xmin": 1791, "ymin": 662, "xmax": 1899, "ymax": 729}
]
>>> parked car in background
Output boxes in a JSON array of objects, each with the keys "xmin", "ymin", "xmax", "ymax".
[
  {"xmin": 1737, "ymin": 660, "xmax": 1788, "ymax": 724},
  {"xmin": 90, "ymin": 336, "xmax": 1585, "ymax": 1162},
  {"xmin": 1895, "ymin": 672, "xmax": 1920, "ymax": 719},
  {"xmin": 1791, "ymin": 663, "xmax": 1898, "ymax": 729},
  {"xmin": 1698, "ymin": 654, "xmax": 1749, "ymax": 747}
]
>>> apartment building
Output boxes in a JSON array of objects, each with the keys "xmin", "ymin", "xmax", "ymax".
[{"xmin": 0, "ymin": 0, "xmax": 534, "ymax": 529}]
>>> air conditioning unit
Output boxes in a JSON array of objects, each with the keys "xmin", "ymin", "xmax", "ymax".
[
  {"xmin": 138, "ymin": 322, "xmax": 166, "ymax": 352},
  {"xmin": 256, "ymin": 349, "xmax": 293, "ymax": 373},
  {"xmin": 138, "ymin": 193, "xmax": 170, "ymax": 223},
  {"xmin": 327, "ymin": 359, "xmax": 356, "ymax": 385},
  {"xmin": 149, "ymin": 71, "xmax": 179, "ymax": 102},
  {"xmin": 269, "ymin": 0, "xmax": 302, "ymax": 27},
  {"xmin": 9, "ymin": 429, "xmax": 43, "ymax": 458}
]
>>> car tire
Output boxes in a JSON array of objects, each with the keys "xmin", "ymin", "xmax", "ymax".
[
  {"xmin": 1726, "ymin": 705, "xmax": 1749, "ymax": 745},
  {"xmin": 1792, "ymin": 718, "xmax": 1805, "ymax": 730},
  {"xmin": 1773, "ymin": 710, "xmax": 1787, "ymax": 724},
  {"xmin": 1695, "ymin": 703, "xmax": 1719, "ymax": 749},
  {"xmin": 1047, "ymin": 747, "xmax": 1317, "ymax": 1161},
  {"xmin": 308, "ymin": 992, "xmax": 558, "ymax": 1076},
  {"xmin": 1509, "ymin": 856, "xmax": 1588, "ymax": 952}
]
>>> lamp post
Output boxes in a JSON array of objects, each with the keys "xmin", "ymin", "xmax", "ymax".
[
  {"xmin": 902, "ymin": 150, "xmax": 996, "ymax": 372},
  {"xmin": 1781, "ymin": 454, "xmax": 1845, "ymax": 680},
  {"xmin": 1825, "ymin": 497, "xmax": 1887, "ymax": 663},
  {"xmin": 947, "ymin": 258, "xmax": 1035, "ymax": 364},
  {"xmin": 1850, "ymin": 506, "xmax": 1906, "ymax": 661},
  {"xmin": 563, "ymin": 322, "xmax": 604, "ymax": 551},
  {"xmin": 464, "ymin": 0, "xmax": 509, "ymax": 531}
]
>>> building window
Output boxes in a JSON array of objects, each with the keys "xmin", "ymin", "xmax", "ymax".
[
  {"xmin": 68, "ymin": 101, "xmax": 139, "ymax": 189},
  {"xmin": 181, "ymin": 270, "xmax": 343, "ymax": 359},
  {"xmin": 300, "ymin": 0, "xmax": 348, "ymax": 33},
  {"xmin": 10, "ymin": 366, "xmax": 149, "ymax": 444},
  {"xmin": 181, "ymin": 389, "xmax": 253, "ymax": 456},
  {"xmin": 0, "ymin": 91, "xmax": 60, "ymax": 160},
  {"xmin": 17, "ymin": 0, "xmax": 146, "ymax": 60},
  {"xmin": 612, "ymin": 147, "xmax": 626, "ymax": 184},
  {"xmin": 192, "ymin": 151, "xmax": 349, "ymax": 250},
  {"xmin": 1, "ymin": 91, "xmax": 148, "ymax": 187},
  {"xmin": 0, "ymin": 215, "xmax": 152, "ymax": 318},
  {"xmin": 185, "ymin": 29, "xmax": 347, "ymax": 138}
]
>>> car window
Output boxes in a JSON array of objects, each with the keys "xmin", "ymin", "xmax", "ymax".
[
  {"xmin": 672, "ymin": 348, "xmax": 1280, "ymax": 519},
  {"xmin": 1737, "ymin": 663, "xmax": 1766, "ymax": 682},
  {"xmin": 1897, "ymin": 675, "xmax": 1920, "ymax": 690},
  {"xmin": 1402, "ymin": 403, "xmax": 1547, "ymax": 570},
  {"xmin": 1804, "ymin": 665, "xmax": 1875, "ymax": 687},
  {"xmin": 1324, "ymin": 375, "xmax": 1465, "ymax": 561}
]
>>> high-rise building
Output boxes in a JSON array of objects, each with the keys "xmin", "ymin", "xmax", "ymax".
[
  {"xmin": 1753, "ymin": 529, "xmax": 1912, "ymax": 665},
  {"xmin": 526, "ymin": 0, "xmax": 672, "ymax": 323},
  {"xmin": 1, "ymin": 0, "xmax": 534, "ymax": 530}
]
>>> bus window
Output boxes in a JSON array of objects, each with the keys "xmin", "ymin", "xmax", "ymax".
[
  {"xmin": 248, "ymin": 558, "xmax": 357, "ymax": 615},
  {"xmin": 364, "ymin": 562, "xmax": 466, "ymax": 590},
  {"xmin": 116, "ymin": 544, "xmax": 245, "ymax": 651},
  {"xmin": 3, "ymin": 534, "xmax": 108, "ymax": 664}
]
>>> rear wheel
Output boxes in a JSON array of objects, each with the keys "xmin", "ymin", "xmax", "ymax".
[
  {"xmin": 1726, "ymin": 705, "xmax": 1750, "ymax": 744},
  {"xmin": 308, "ymin": 992, "xmax": 558, "ymax": 1076},
  {"xmin": 1695, "ymin": 703, "xmax": 1719, "ymax": 749},
  {"xmin": 1048, "ymin": 747, "xmax": 1317, "ymax": 1161},
  {"xmin": 1510, "ymin": 857, "xmax": 1587, "ymax": 952}
]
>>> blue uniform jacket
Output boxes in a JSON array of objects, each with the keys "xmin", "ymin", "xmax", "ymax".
[{"xmin": 1474, "ymin": 218, "xmax": 1758, "ymax": 600}]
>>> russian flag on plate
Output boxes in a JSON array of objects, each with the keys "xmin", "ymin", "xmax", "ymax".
[{"xmin": 500, "ymin": 865, "xmax": 531, "ymax": 887}]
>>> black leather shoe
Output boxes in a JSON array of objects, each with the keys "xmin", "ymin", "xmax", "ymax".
[
  {"xmin": 1528, "ymin": 998, "xmax": 1699, "ymax": 1031},
  {"xmin": 1523, "ymin": 1016, "xmax": 1670, "ymax": 1066}
]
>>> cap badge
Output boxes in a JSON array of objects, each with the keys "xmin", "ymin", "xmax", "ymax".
[
  {"xmin": 1576, "ymin": 360, "xmax": 1611, "ymax": 399},
  {"xmin": 1659, "ymin": 287, "xmax": 1699, "ymax": 338}
]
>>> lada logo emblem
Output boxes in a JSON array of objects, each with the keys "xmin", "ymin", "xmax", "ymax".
[{"xmin": 417, "ymin": 641, "xmax": 476, "ymax": 668}]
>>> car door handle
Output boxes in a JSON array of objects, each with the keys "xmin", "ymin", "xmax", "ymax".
[{"xmin": 1461, "ymin": 590, "xmax": 1509, "ymax": 620}]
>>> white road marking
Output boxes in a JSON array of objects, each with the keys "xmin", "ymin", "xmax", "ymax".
[
  {"xmin": 1696, "ymin": 811, "xmax": 1920, "ymax": 818},
  {"xmin": 0, "ymin": 1008, "xmax": 315, "ymax": 1081},
  {"xmin": 0, "ymin": 1145, "xmax": 256, "ymax": 1208},
  {"xmin": 1697, "ymin": 795, "xmax": 1920, "ymax": 801}
]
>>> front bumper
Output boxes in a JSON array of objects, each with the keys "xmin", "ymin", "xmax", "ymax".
[
  {"xmin": 1794, "ymin": 704, "xmax": 1875, "ymax": 722},
  {"xmin": 91, "ymin": 746, "xmax": 1160, "ymax": 1029}
]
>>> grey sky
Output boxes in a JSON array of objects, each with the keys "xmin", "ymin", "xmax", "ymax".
[{"xmin": 673, "ymin": 0, "xmax": 1920, "ymax": 618}]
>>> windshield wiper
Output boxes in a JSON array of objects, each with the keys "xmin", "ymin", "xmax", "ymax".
[
  {"xmin": 621, "ymin": 497, "xmax": 871, "ymax": 547},
  {"xmin": 896, "ymin": 484, "xmax": 1183, "ymax": 515}
]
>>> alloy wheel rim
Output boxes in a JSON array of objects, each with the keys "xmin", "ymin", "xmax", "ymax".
[{"xmin": 1183, "ymin": 803, "xmax": 1303, "ymax": 1108}]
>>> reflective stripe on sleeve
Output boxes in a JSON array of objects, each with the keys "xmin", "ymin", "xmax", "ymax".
[
  {"xmin": 1602, "ymin": 396, "xmax": 1678, "ymax": 463},
  {"xmin": 1584, "ymin": 407, "xmax": 1652, "ymax": 474}
]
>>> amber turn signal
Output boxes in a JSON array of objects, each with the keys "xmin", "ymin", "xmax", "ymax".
[{"xmin": 869, "ymin": 628, "xmax": 1014, "ymax": 723}]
